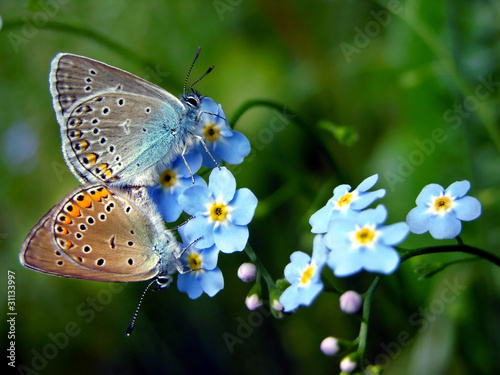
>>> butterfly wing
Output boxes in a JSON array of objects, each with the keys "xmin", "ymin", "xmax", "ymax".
[
  {"xmin": 50, "ymin": 53, "xmax": 195, "ymax": 186},
  {"xmin": 19, "ymin": 184, "xmax": 166, "ymax": 282}
]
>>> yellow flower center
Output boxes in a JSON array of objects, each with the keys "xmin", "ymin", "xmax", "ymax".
[
  {"xmin": 300, "ymin": 264, "xmax": 316, "ymax": 286},
  {"xmin": 434, "ymin": 196, "xmax": 451, "ymax": 211},
  {"xmin": 338, "ymin": 192, "xmax": 353, "ymax": 207},
  {"xmin": 210, "ymin": 203, "xmax": 227, "ymax": 221},
  {"xmin": 203, "ymin": 123, "xmax": 219, "ymax": 141},
  {"xmin": 187, "ymin": 252, "xmax": 202, "ymax": 271},
  {"xmin": 429, "ymin": 193, "xmax": 455, "ymax": 215},
  {"xmin": 350, "ymin": 224, "xmax": 379, "ymax": 249},
  {"xmin": 355, "ymin": 227, "xmax": 375, "ymax": 244},
  {"xmin": 159, "ymin": 169, "xmax": 176, "ymax": 188}
]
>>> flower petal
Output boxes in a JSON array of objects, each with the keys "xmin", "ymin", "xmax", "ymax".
[
  {"xmin": 214, "ymin": 131, "xmax": 251, "ymax": 165},
  {"xmin": 324, "ymin": 219, "xmax": 354, "ymax": 250},
  {"xmin": 332, "ymin": 184, "xmax": 351, "ymax": 198},
  {"xmin": 279, "ymin": 285, "xmax": 300, "ymax": 311},
  {"xmin": 415, "ymin": 184, "xmax": 444, "ymax": 206},
  {"xmin": 356, "ymin": 205, "xmax": 387, "ymax": 226},
  {"xmin": 332, "ymin": 255, "xmax": 363, "ymax": 277},
  {"xmin": 177, "ymin": 273, "xmax": 203, "ymax": 299},
  {"xmin": 355, "ymin": 174, "xmax": 378, "ymax": 192},
  {"xmin": 229, "ymin": 188, "xmax": 258, "ymax": 225},
  {"xmin": 156, "ymin": 189, "xmax": 183, "ymax": 222},
  {"xmin": 446, "ymin": 180, "xmax": 470, "ymax": 199},
  {"xmin": 428, "ymin": 215, "xmax": 462, "ymax": 239},
  {"xmin": 174, "ymin": 150, "xmax": 203, "ymax": 178},
  {"xmin": 406, "ymin": 205, "xmax": 432, "ymax": 234},
  {"xmin": 199, "ymin": 244, "xmax": 220, "ymax": 270},
  {"xmin": 214, "ymin": 221, "xmax": 248, "ymax": 253},
  {"xmin": 209, "ymin": 167, "xmax": 236, "ymax": 202},
  {"xmin": 453, "ymin": 196, "xmax": 481, "ymax": 221},
  {"xmin": 199, "ymin": 268, "xmax": 224, "ymax": 297},
  {"xmin": 309, "ymin": 202, "xmax": 334, "ymax": 234},
  {"xmin": 199, "ymin": 97, "xmax": 219, "ymax": 115},
  {"xmin": 363, "ymin": 245, "xmax": 400, "ymax": 274},
  {"xmin": 183, "ymin": 215, "xmax": 215, "ymax": 248},
  {"xmin": 312, "ymin": 235, "xmax": 328, "ymax": 265},
  {"xmin": 380, "ymin": 222, "xmax": 409, "ymax": 246},
  {"xmin": 350, "ymin": 188, "xmax": 386, "ymax": 210},
  {"xmin": 178, "ymin": 185, "xmax": 212, "ymax": 215}
]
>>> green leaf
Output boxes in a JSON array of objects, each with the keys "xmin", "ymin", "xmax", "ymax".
[{"xmin": 317, "ymin": 120, "xmax": 359, "ymax": 146}]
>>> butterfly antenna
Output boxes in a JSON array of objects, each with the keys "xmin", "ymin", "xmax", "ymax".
[
  {"xmin": 183, "ymin": 47, "xmax": 202, "ymax": 95},
  {"xmin": 186, "ymin": 65, "xmax": 214, "ymax": 94},
  {"xmin": 125, "ymin": 279, "xmax": 157, "ymax": 337}
]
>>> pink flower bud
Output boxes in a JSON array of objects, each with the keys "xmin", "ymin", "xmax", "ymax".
[
  {"xmin": 320, "ymin": 336, "xmax": 339, "ymax": 356},
  {"xmin": 339, "ymin": 290, "xmax": 363, "ymax": 314},
  {"xmin": 245, "ymin": 294, "xmax": 263, "ymax": 311},
  {"xmin": 340, "ymin": 356, "xmax": 357, "ymax": 373},
  {"xmin": 237, "ymin": 262, "xmax": 257, "ymax": 282}
]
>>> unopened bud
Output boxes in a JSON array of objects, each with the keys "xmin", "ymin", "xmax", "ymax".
[
  {"xmin": 339, "ymin": 290, "xmax": 363, "ymax": 314},
  {"xmin": 340, "ymin": 356, "xmax": 357, "ymax": 373},
  {"xmin": 237, "ymin": 262, "xmax": 257, "ymax": 282},
  {"xmin": 320, "ymin": 336, "xmax": 339, "ymax": 356}
]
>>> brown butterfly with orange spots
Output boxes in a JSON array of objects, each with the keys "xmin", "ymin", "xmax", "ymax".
[{"xmin": 19, "ymin": 183, "xmax": 182, "ymax": 285}]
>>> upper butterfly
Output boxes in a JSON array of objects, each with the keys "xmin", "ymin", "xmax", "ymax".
[{"xmin": 49, "ymin": 49, "xmax": 215, "ymax": 187}]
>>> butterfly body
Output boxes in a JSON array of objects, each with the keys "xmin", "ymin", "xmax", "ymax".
[
  {"xmin": 20, "ymin": 184, "xmax": 182, "ymax": 283},
  {"xmin": 50, "ymin": 53, "xmax": 204, "ymax": 187}
]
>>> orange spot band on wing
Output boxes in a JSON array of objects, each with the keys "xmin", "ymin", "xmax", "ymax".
[
  {"xmin": 90, "ymin": 186, "xmax": 109, "ymax": 202},
  {"xmin": 79, "ymin": 140, "xmax": 89, "ymax": 151},
  {"xmin": 102, "ymin": 169, "xmax": 113, "ymax": 178},
  {"xmin": 58, "ymin": 238, "xmax": 73, "ymax": 250},
  {"xmin": 86, "ymin": 153, "xmax": 97, "ymax": 166},
  {"xmin": 75, "ymin": 193, "xmax": 92, "ymax": 208},
  {"xmin": 65, "ymin": 203, "xmax": 81, "ymax": 217},
  {"xmin": 56, "ymin": 225, "xmax": 69, "ymax": 235},
  {"xmin": 58, "ymin": 215, "xmax": 72, "ymax": 225},
  {"xmin": 96, "ymin": 187, "xmax": 109, "ymax": 199}
]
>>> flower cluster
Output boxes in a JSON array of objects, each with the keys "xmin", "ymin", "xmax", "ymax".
[
  {"xmin": 151, "ymin": 98, "xmax": 257, "ymax": 299},
  {"xmin": 280, "ymin": 174, "xmax": 407, "ymax": 312},
  {"xmin": 278, "ymin": 175, "xmax": 482, "ymax": 313}
]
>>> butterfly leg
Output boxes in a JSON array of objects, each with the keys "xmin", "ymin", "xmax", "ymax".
[
  {"xmin": 176, "ymin": 265, "xmax": 205, "ymax": 275},
  {"xmin": 154, "ymin": 276, "xmax": 173, "ymax": 290},
  {"xmin": 193, "ymin": 134, "xmax": 220, "ymax": 169},
  {"xmin": 175, "ymin": 236, "xmax": 203, "ymax": 260},
  {"xmin": 167, "ymin": 216, "xmax": 194, "ymax": 232}
]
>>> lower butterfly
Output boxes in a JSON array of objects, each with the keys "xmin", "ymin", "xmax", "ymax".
[{"xmin": 19, "ymin": 183, "xmax": 182, "ymax": 286}]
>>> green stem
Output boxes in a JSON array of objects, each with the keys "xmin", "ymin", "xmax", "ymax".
[
  {"xmin": 357, "ymin": 275, "xmax": 384, "ymax": 367},
  {"xmin": 3, "ymin": 19, "xmax": 157, "ymax": 71},
  {"xmin": 230, "ymin": 99, "xmax": 345, "ymax": 181},
  {"xmin": 399, "ymin": 244, "xmax": 500, "ymax": 267},
  {"xmin": 245, "ymin": 244, "xmax": 276, "ymax": 288}
]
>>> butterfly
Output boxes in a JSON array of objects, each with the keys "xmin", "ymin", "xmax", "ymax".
[
  {"xmin": 19, "ymin": 183, "xmax": 183, "ymax": 286},
  {"xmin": 49, "ymin": 49, "xmax": 214, "ymax": 187}
]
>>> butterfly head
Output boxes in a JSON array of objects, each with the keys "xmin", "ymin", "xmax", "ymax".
[{"xmin": 181, "ymin": 91, "xmax": 202, "ymax": 110}]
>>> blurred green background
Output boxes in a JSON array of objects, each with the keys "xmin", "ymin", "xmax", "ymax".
[{"xmin": 1, "ymin": 0, "xmax": 499, "ymax": 374}]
